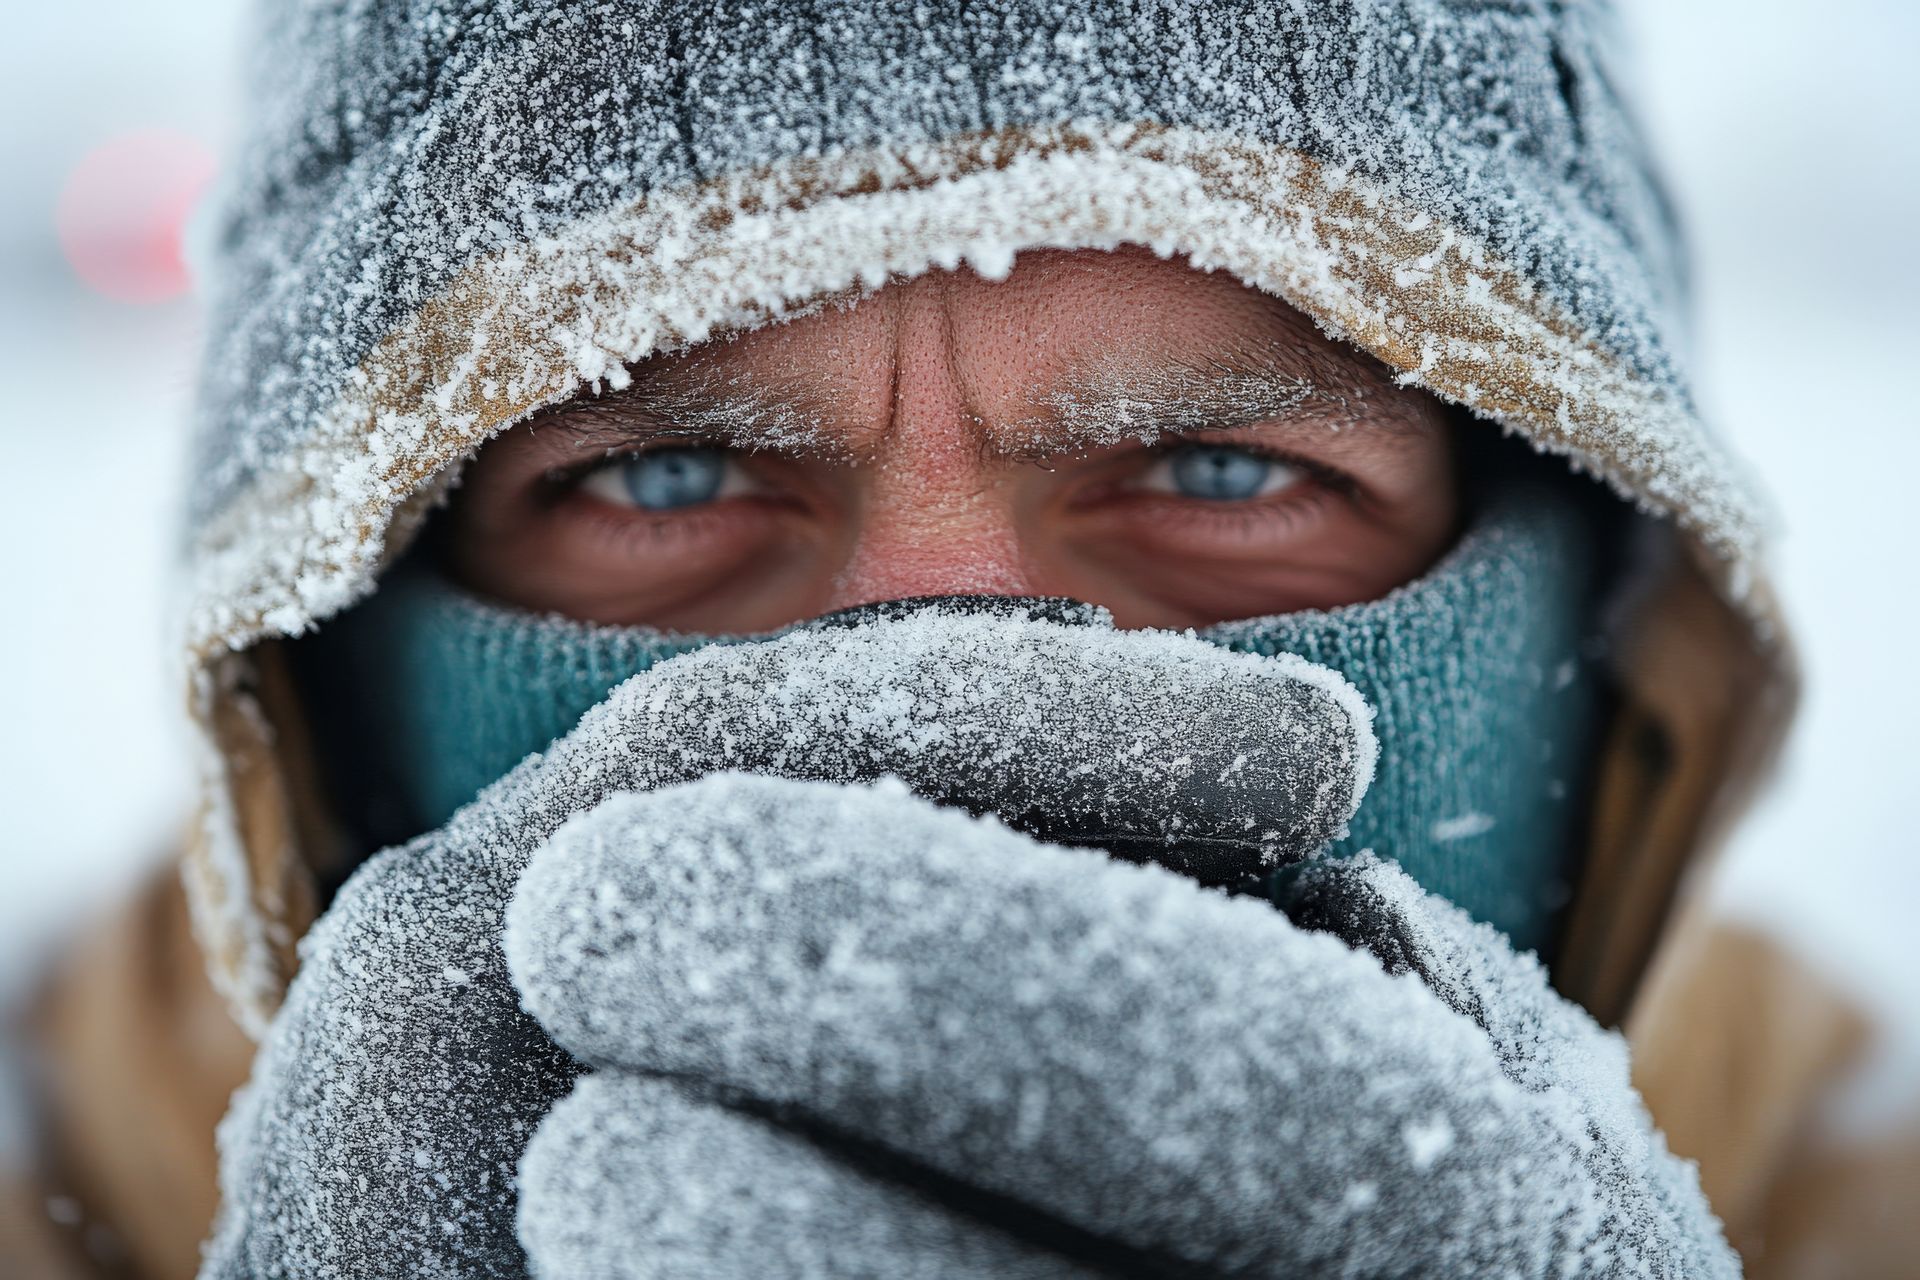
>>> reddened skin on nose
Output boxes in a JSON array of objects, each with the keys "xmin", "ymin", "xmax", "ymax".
[{"xmin": 824, "ymin": 509, "xmax": 1039, "ymax": 611}]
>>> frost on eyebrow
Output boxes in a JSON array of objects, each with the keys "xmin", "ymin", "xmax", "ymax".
[
  {"xmin": 1015, "ymin": 358, "xmax": 1321, "ymax": 456},
  {"xmin": 528, "ymin": 363, "xmax": 844, "ymax": 458},
  {"xmin": 1000, "ymin": 340, "xmax": 1433, "ymax": 462}
]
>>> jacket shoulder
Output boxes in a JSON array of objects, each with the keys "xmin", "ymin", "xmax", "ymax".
[{"xmin": 20, "ymin": 863, "xmax": 253, "ymax": 1280}]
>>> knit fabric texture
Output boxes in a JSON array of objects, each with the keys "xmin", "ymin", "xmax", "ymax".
[
  {"xmin": 309, "ymin": 481, "xmax": 1599, "ymax": 955},
  {"xmin": 1211, "ymin": 486, "xmax": 1603, "ymax": 954}
]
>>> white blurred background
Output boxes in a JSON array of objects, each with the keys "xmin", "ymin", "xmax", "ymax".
[{"xmin": 2, "ymin": 0, "xmax": 1916, "ymax": 1159}]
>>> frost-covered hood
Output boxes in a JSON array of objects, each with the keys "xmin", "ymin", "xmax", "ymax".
[{"xmin": 184, "ymin": 0, "xmax": 1793, "ymax": 1035}]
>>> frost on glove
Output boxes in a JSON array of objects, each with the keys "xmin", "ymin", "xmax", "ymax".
[
  {"xmin": 509, "ymin": 775, "xmax": 1736, "ymax": 1279},
  {"xmin": 200, "ymin": 605, "xmax": 1733, "ymax": 1278},
  {"xmin": 198, "ymin": 605, "xmax": 1370, "ymax": 1278}
]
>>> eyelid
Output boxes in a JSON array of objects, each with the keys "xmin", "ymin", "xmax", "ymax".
[
  {"xmin": 539, "ymin": 426, "xmax": 1363, "ymax": 509},
  {"xmin": 540, "ymin": 433, "xmax": 734, "ymax": 489},
  {"xmin": 1146, "ymin": 434, "xmax": 1361, "ymax": 497}
]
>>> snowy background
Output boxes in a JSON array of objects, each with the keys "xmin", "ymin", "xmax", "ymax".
[{"xmin": 2, "ymin": 0, "xmax": 1916, "ymax": 1158}]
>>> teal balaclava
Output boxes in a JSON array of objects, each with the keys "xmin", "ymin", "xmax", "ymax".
[{"xmin": 301, "ymin": 473, "xmax": 1605, "ymax": 958}]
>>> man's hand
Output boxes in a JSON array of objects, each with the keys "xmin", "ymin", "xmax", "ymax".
[
  {"xmin": 508, "ymin": 774, "xmax": 1736, "ymax": 1278},
  {"xmin": 199, "ymin": 607, "xmax": 1369, "ymax": 1278},
  {"xmin": 199, "ymin": 607, "xmax": 1731, "ymax": 1277}
]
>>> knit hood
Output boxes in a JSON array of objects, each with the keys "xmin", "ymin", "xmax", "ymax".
[{"xmin": 183, "ymin": 0, "xmax": 1793, "ymax": 1036}]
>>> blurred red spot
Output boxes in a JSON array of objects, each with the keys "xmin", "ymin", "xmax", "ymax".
[{"xmin": 56, "ymin": 129, "xmax": 217, "ymax": 304}]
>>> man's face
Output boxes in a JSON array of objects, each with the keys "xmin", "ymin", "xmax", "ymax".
[{"xmin": 448, "ymin": 247, "xmax": 1458, "ymax": 632}]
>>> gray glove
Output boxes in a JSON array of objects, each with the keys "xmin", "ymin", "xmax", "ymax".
[
  {"xmin": 201, "ymin": 602, "xmax": 1733, "ymax": 1277},
  {"xmin": 200, "ymin": 603, "xmax": 1370, "ymax": 1278},
  {"xmin": 509, "ymin": 774, "xmax": 1736, "ymax": 1279}
]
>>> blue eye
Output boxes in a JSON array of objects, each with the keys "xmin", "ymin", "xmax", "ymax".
[
  {"xmin": 1164, "ymin": 446, "xmax": 1292, "ymax": 501},
  {"xmin": 583, "ymin": 447, "xmax": 732, "ymax": 511}
]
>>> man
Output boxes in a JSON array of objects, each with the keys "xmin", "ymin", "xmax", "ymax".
[{"xmin": 20, "ymin": 1, "xmax": 1903, "ymax": 1276}]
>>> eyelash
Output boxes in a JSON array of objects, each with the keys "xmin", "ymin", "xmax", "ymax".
[
  {"xmin": 1147, "ymin": 438, "xmax": 1358, "ymax": 494},
  {"xmin": 537, "ymin": 439, "xmax": 721, "ymax": 500},
  {"xmin": 548, "ymin": 434, "xmax": 1358, "ymax": 550}
]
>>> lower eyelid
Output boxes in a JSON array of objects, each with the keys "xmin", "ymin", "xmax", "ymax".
[
  {"xmin": 1106, "ymin": 482, "xmax": 1334, "ymax": 538},
  {"xmin": 570, "ymin": 500, "xmax": 745, "ymax": 557}
]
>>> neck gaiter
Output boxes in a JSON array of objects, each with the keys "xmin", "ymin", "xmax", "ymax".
[{"xmin": 300, "ymin": 481, "xmax": 1602, "ymax": 956}]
